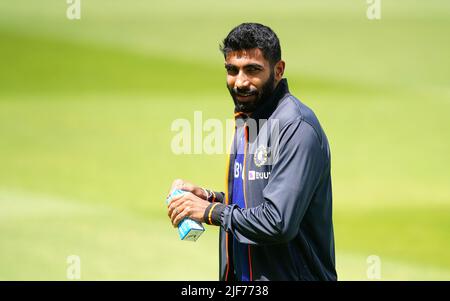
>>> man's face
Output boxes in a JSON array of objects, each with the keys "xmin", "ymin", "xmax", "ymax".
[{"xmin": 225, "ymin": 48, "xmax": 276, "ymax": 114}]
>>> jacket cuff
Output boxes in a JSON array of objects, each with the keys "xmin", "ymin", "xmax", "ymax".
[
  {"xmin": 203, "ymin": 203, "xmax": 226, "ymax": 226},
  {"xmin": 212, "ymin": 191, "xmax": 225, "ymax": 203},
  {"xmin": 203, "ymin": 189, "xmax": 225, "ymax": 203}
]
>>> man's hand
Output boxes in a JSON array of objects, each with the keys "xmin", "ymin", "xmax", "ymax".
[
  {"xmin": 168, "ymin": 179, "xmax": 208, "ymax": 200},
  {"xmin": 167, "ymin": 191, "xmax": 211, "ymax": 227}
]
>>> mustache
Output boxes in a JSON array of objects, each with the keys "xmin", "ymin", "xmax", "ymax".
[{"xmin": 231, "ymin": 87, "xmax": 258, "ymax": 97}]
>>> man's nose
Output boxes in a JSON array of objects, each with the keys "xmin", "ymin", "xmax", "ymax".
[{"xmin": 235, "ymin": 71, "xmax": 250, "ymax": 89}]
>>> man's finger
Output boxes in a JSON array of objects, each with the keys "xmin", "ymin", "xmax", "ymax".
[
  {"xmin": 167, "ymin": 197, "xmax": 183, "ymax": 217},
  {"xmin": 180, "ymin": 182, "xmax": 195, "ymax": 192},
  {"xmin": 169, "ymin": 198, "xmax": 193, "ymax": 222},
  {"xmin": 167, "ymin": 193, "xmax": 187, "ymax": 218},
  {"xmin": 168, "ymin": 192, "xmax": 185, "ymax": 204},
  {"xmin": 170, "ymin": 205, "xmax": 182, "ymax": 226},
  {"xmin": 170, "ymin": 203, "xmax": 185, "ymax": 224},
  {"xmin": 168, "ymin": 194, "xmax": 189, "ymax": 219},
  {"xmin": 168, "ymin": 179, "xmax": 184, "ymax": 197},
  {"xmin": 168, "ymin": 191, "xmax": 193, "ymax": 210},
  {"xmin": 167, "ymin": 205, "xmax": 176, "ymax": 218},
  {"xmin": 173, "ymin": 206, "xmax": 191, "ymax": 227}
]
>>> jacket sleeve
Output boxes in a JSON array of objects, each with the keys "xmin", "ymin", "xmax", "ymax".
[
  {"xmin": 212, "ymin": 191, "xmax": 225, "ymax": 203},
  {"xmin": 202, "ymin": 189, "xmax": 225, "ymax": 203},
  {"xmin": 204, "ymin": 118, "xmax": 329, "ymax": 245}
]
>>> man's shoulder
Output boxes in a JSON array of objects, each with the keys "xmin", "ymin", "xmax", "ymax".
[
  {"xmin": 270, "ymin": 93, "xmax": 330, "ymax": 160},
  {"xmin": 271, "ymin": 94, "xmax": 325, "ymax": 140}
]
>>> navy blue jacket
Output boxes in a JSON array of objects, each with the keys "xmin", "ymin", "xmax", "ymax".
[{"xmin": 204, "ymin": 79, "xmax": 337, "ymax": 281}]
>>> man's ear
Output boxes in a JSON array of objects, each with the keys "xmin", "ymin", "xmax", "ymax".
[{"xmin": 274, "ymin": 60, "xmax": 285, "ymax": 81}]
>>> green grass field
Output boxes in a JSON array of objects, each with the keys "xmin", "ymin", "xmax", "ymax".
[{"xmin": 0, "ymin": 0, "xmax": 449, "ymax": 280}]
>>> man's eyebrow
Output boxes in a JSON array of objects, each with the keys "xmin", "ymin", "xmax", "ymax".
[
  {"xmin": 224, "ymin": 63, "xmax": 236, "ymax": 69},
  {"xmin": 224, "ymin": 63, "xmax": 264, "ymax": 69},
  {"xmin": 244, "ymin": 63, "xmax": 264, "ymax": 69}
]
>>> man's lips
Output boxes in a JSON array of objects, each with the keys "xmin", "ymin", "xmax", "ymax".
[
  {"xmin": 236, "ymin": 94, "xmax": 256, "ymax": 102},
  {"xmin": 235, "ymin": 91, "xmax": 257, "ymax": 101}
]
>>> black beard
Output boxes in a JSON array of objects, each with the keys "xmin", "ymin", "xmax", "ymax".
[{"xmin": 228, "ymin": 71, "xmax": 276, "ymax": 114}]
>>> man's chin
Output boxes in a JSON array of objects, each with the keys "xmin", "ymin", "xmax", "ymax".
[{"xmin": 235, "ymin": 102, "xmax": 258, "ymax": 114}]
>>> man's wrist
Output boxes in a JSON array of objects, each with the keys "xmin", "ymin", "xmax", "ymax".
[
  {"xmin": 203, "ymin": 202, "xmax": 225, "ymax": 226},
  {"xmin": 201, "ymin": 188, "xmax": 220, "ymax": 203},
  {"xmin": 201, "ymin": 187, "xmax": 209, "ymax": 200}
]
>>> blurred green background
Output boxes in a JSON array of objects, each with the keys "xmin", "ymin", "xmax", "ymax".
[{"xmin": 0, "ymin": 0, "xmax": 449, "ymax": 280}]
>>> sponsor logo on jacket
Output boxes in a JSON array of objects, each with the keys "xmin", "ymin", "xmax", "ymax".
[{"xmin": 248, "ymin": 170, "xmax": 271, "ymax": 181}]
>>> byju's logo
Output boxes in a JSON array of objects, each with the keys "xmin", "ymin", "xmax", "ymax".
[
  {"xmin": 248, "ymin": 170, "xmax": 270, "ymax": 181},
  {"xmin": 234, "ymin": 162, "xmax": 243, "ymax": 179}
]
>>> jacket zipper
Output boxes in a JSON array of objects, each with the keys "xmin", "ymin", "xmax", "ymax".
[{"xmin": 242, "ymin": 123, "xmax": 253, "ymax": 281}]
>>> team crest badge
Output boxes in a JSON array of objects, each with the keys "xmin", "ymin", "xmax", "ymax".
[{"xmin": 254, "ymin": 145, "xmax": 268, "ymax": 167}]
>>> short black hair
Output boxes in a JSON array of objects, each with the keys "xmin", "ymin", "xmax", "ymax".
[{"xmin": 220, "ymin": 23, "xmax": 281, "ymax": 65}]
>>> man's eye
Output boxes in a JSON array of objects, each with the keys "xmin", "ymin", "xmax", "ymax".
[
  {"xmin": 247, "ymin": 67, "xmax": 260, "ymax": 74},
  {"xmin": 226, "ymin": 68, "xmax": 238, "ymax": 75}
]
